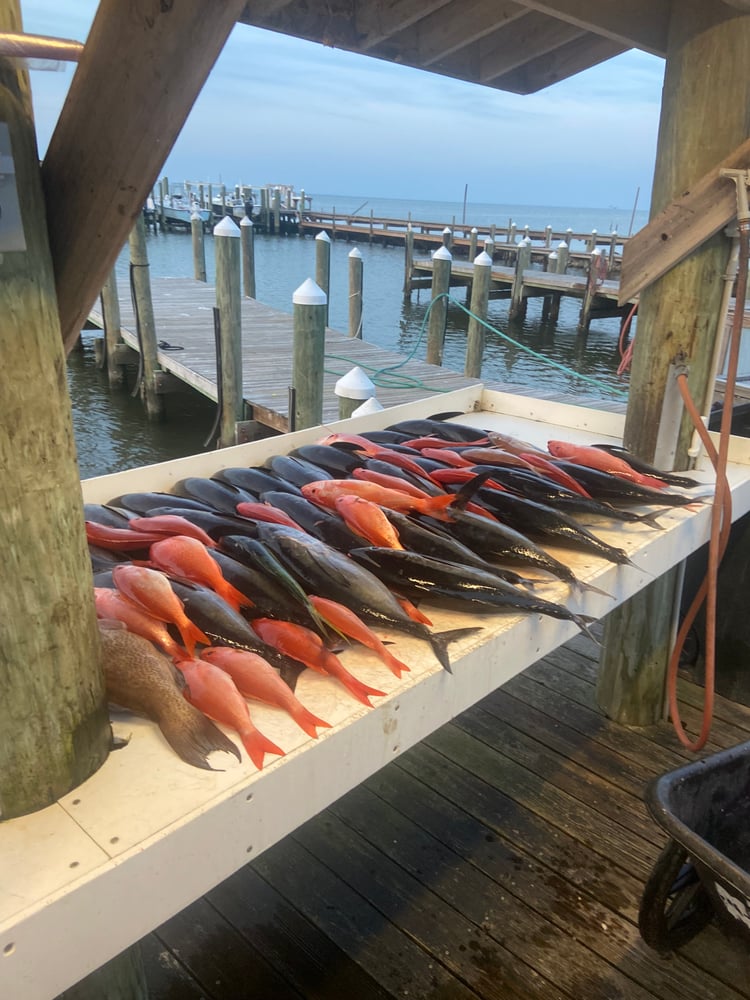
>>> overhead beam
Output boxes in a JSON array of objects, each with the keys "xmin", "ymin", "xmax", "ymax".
[
  {"xmin": 43, "ymin": 0, "xmax": 247, "ymax": 354},
  {"xmin": 354, "ymin": 0, "xmax": 451, "ymax": 50},
  {"xmin": 372, "ymin": 0, "xmax": 526, "ymax": 66},
  {"xmin": 479, "ymin": 12, "xmax": 584, "ymax": 82},
  {"xmin": 513, "ymin": 0, "xmax": 669, "ymax": 55},
  {"xmin": 493, "ymin": 32, "xmax": 625, "ymax": 94}
]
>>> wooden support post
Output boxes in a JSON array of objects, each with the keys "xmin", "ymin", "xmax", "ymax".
[
  {"xmin": 214, "ymin": 217, "xmax": 244, "ymax": 448},
  {"xmin": 586, "ymin": 229, "xmax": 598, "ymax": 252},
  {"xmin": 101, "ymin": 268, "xmax": 126, "ymax": 387},
  {"xmin": 0, "ymin": 0, "xmax": 111, "ymax": 824},
  {"xmin": 598, "ymin": 1, "xmax": 750, "ymax": 726},
  {"xmin": 403, "ymin": 223, "xmax": 414, "ymax": 295},
  {"xmin": 315, "ymin": 230, "xmax": 331, "ymax": 326},
  {"xmin": 219, "ymin": 184, "xmax": 227, "ymax": 216},
  {"xmin": 544, "ymin": 224, "xmax": 553, "ymax": 247},
  {"xmin": 199, "ymin": 183, "xmax": 205, "ymax": 209},
  {"xmin": 128, "ymin": 213, "xmax": 163, "ymax": 421},
  {"xmin": 335, "ymin": 366, "xmax": 375, "ymax": 419},
  {"xmin": 509, "ymin": 223, "xmax": 517, "ymax": 245},
  {"xmin": 468, "ymin": 227, "xmax": 478, "ymax": 260},
  {"xmin": 272, "ymin": 188, "xmax": 281, "ymax": 234},
  {"xmin": 348, "ymin": 247, "xmax": 363, "ymax": 338},
  {"xmin": 369, "ymin": 209, "xmax": 374, "ymax": 242},
  {"xmin": 191, "ymin": 211, "xmax": 207, "ymax": 282},
  {"xmin": 509, "ymin": 241, "xmax": 531, "ymax": 319},
  {"xmin": 578, "ymin": 248, "xmax": 607, "ymax": 332},
  {"xmin": 425, "ymin": 246, "xmax": 452, "ymax": 366},
  {"xmin": 240, "ymin": 217, "xmax": 256, "ymax": 298},
  {"xmin": 465, "ymin": 251, "xmax": 493, "ymax": 378},
  {"xmin": 442, "ymin": 226, "xmax": 452, "ymax": 250},
  {"xmin": 158, "ymin": 177, "xmax": 166, "ymax": 230},
  {"xmin": 207, "ymin": 183, "xmax": 213, "ymax": 217},
  {"xmin": 299, "ymin": 189, "xmax": 306, "ymax": 218},
  {"xmin": 292, "ymin": 278, "xmax": 327, "ymax": 429}
]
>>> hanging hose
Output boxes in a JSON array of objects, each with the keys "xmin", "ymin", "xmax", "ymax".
[{"xmin": 666, "ymin": 213, "xmax": 749, "ymax": 751}]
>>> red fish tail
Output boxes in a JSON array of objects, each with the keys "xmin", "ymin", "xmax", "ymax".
[
  {"xmin": 241, "ymin": 725, "xmax": 285, "ymax": 770},
  {"xmin": 289, "ymin": 703, "xmax": 332, "ymax": 738},
  {"xmin": 381, "ymin": 650, "xmax": 411, "ymax": 678},
  {"xmin": 397, "ymin": 596, "xmax": 433, "ymax": 626},
  {"xmin": 179, "ymin": 620, "xmax": 211, "ymax": 658},
  {"xmin": 333, "ymin": 670, "xmax": 385, "ymax": 707}
]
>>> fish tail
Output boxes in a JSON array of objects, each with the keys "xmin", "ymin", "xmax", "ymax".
[
  {"xmin": 572, "ymin": 614, "xmax": 601, "ymax": 645},
  {"xmin": 241, "ymin": 725, "xmax": 286, "ymax": 770},
  {"xmin": 334, "ymin": 669, "xmax": 386, "ymax": 707},
  {"xmin": 178, "ymin": 619, "xmax": 211, "ymax": 658},
  {"xmin": 429, "ymin": 626, "xmax": 483, "ymax": 672},
  {"xmin": 575, "ymin": 579, "xmax": 614, "ymax": 600},
  {"xmin": 160, "ymin": 708, "xmax": 241, "ymax": 770},
  {"xmin": 380, "ymin": 650, "xmax": 411, "ymax": 678},
  {"xmin": 636, "ymin": 510, "xmax": 664, "ymax": 529},
  {"xmin": 289, "ymin": 702, "xmax": 332, "ymax": 738}
]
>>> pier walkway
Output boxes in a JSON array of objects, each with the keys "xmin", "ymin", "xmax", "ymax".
[{"xmin": 88, "ymin": 277, "xmax": 481, "ymax": 433}]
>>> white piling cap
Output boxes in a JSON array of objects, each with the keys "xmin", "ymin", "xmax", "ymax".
[
  {"xmin": 335, "ymin": 366, "xmax": 376, "ymax": 400},
  {"xmin": 433, "ymin": 246, "xmax": 452, "ymax": 261},
  {"xmin": 471, "ymin": 227, "xmax": 478, "ymax": 234},
  {"xmin": 591, "ymin": 228, "xmax": 598, "ymax": 234},
  {"xmin": 549, "ymin": 251, "xmax": 558, "ymax": 259},
  {"xmin": 190, "ymin": 211, "xmax": 202, "ymax": 222},
  {"xmin": 315, "ymin": 230, "xmax": 331, "ymax": 242},
  {"xmin": 442, "ymin": 227, "xmax": 452, "ymax": 234},
  {"xmin": 592, "ymin": 246, "xmax": 604, "ymax": 255},
  {"xmin": 240, "ymin": 216, "xmax": 253, "ymax": 227},
  {"xmin": 557, "ymin": 240, "xmax": 568, "ymax": 249},
  {"xmin": 474, "ymin": 251, "xmax": 493, "ymax": 267},
  {"xmin": 348, "ymin": 247, "xmax": 362, "ymax": 258},
  {"xmin": 293, "ymin": 277, "xmax": 327, "ymax": 305},
  {"xmin": 352, "ymin": 396, "xmax": 384, "ymax": 417},
  {"xmin": 522, "ymin": 236, "xmax": 532, "ymax": 245},
  {"xmin": 214, "ymin": 216, "xmax": 240, "ymax": 237}
]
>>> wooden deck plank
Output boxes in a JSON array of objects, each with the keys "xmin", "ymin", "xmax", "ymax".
[{"xmin": 139, "ymin": 633, "xmax": 750, "ymax": 1000}]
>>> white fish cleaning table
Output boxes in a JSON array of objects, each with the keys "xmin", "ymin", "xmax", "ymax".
[{"xmin": 3, "ymin": 385, "xmax": 750, "ymax": 998}]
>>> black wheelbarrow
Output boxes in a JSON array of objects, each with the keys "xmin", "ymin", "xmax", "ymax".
[{"xmin": 639, "ymin": 739, "xmax": 750, "ymax": 953}]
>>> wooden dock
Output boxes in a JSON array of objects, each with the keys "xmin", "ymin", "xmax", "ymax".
[
  {"xmin": 88, "ymin": 276, "xmax": 482, "ymax": 433},
  {"xmin": 139, "ymin": 629, "xmax": 750, "ymax": 1000}
]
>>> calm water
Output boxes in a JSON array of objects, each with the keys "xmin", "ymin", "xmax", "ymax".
[{"xmin": 71, "ymin": 195, "xmax": 647, "ymax": 479}]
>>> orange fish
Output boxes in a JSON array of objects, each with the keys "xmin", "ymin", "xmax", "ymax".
[
  {"xmin": 518, "ymin": 453, "xmax": 592, "ymax": 497},
  {"xmin": 334, "ymin": 495, "xmax": 404, "ymax": 549},
  {"xmin": 112, "ymin": 563, "xmax": 209, "ymax": 657},
  {"xmin": 148, "ymin": 535, "xmax": 252, "ymax": 612},
  {"xmin": 252, "ymin": 618, "xmax": 385, "ymax": 707},
  {"xmin": 178, "ymin": 658, "xmax": 285, "ymax": 770},
  {"xmin": 129, "ymin": 514, "xmax": 216, "ymax": 548},
  {"xmin": 397, "ymin": 595, "xmax": 433, "ymax": 626},
  {"xmin": 94, "ymin": 587, "xmax": 187, "ymax": 660},
  {"xmin": 200, "ymin": 646, "xmax": 331, "ymax": 739},
  {"xmin": 301, "ymin": 479, "xmax": 459, "ymax": 521},
  {"xmin": 546, "ymin": 440, "xmax": 668, "ymax": 489},
  {"xmin": 86, "ymin": 521, "xmax": 163, "ymax": 551},
  {"xmin": 235, "ymin": 501, "xmax": 304, "ymax": 531},
  {"xmin": 308, "ymin": 595, "xmax": 411, "ymax": 678},
  {"xmin": 351, "ymin": 467, "xmax": 431, "ymax": 499}
]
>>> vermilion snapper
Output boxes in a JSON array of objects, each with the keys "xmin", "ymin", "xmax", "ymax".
[
  {"xmin": 148, "ymin": 535, "xmax": 252, "ymax": 613},
  {"xmin": 200, "ymin": 646, "xmax": 331, "ymax": 739},
  {"xmin": 86, "ymin": 521, "xmax": 164, "ymax": 551},
  {"xmin": 302, "ymin": 479, "xmax": 465, "ymax": 521},
  {"xmin": 546, "ymin": 440, "xmax": 668, "ymax": 489},
  {"xmin": 307, "ymin": 595, "xmax": 412, "ymax": 678},
  {"xmin": 112, "ymin": 563, "xmax": 210, "ymax": 657},
  {"xmin": 94, "ymin": 587, "xmax": 187, "ymax": 660},
  {"xmin": 177, "ymin": 657, "xmax": 285, "ymax": 770},
  {"xmin": 251, "ymin": 617, "xmax": 386, "ymax": 707},
  {"xmin": 334, "ymin": 495, "xmax": 404, "ymax": 549},
  {"xmin": 129, "ymin": 514, "xmax": 216, "ymax": 547}
]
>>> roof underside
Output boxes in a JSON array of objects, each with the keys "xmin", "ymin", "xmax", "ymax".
[{"xmin": 239, "ymin": 0, "xmax": 670, "ymax": 95}]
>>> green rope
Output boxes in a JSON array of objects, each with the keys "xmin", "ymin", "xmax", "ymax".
[{"xmin": 324, "ymin": 292, "xmax": 629, "ymax": 399}]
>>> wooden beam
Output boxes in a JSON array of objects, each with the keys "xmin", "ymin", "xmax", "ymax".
[
  {"xmin": 42, "ymin": 0, "xmax": 247, "ymax": 354},
  {"xmin": 355, "ymin": 0, "xmax": 451, "ymax": 50},
  {"xmin": 619, "ymin": 136, "xmax": 750, "ymax": 304},
  {"xmin": 513, "ymin": 0, "xmax": 669, "ymax": 55},
  {"xmin": 493, "ymin": 32, "xmax": 625, "ymax": 94},
  {"xmin": 479, "ymin": 12, "xmax": 584, "ymax": 82},
  {"xmin": 372, "ymin": 0, "xmax": 526, "ymax": 66}
]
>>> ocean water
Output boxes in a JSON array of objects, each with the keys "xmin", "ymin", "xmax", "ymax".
[{"xmin": 71, "ymin": 196, "xmax": 646, "ymax": 479}]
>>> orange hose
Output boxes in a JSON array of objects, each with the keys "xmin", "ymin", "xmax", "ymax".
[{"xmin": 665, "ymin": 219, "xmax": 749, "ymax": 750}]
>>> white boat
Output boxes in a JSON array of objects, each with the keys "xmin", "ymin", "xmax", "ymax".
[{"xmin": 160, "ymin": 193, "xmax": 211, "ymax": 228}]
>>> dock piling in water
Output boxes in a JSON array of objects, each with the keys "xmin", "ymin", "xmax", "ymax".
[
  {"xmin": 465, "ymin": 251, "xmax": 492, "ymax": 378},
  {"xmin": 191, "ymin": 211, "xmax": 207, "ymax": 282},
  {"xmin": 241, "ymin": 216, "xmax": 256, "ymax": 298},
  {"xmin": 101, "ymin": 267, "xmax": 126, "ymax": 387},
  {"xmin": 129, "ymin": 213, "xmax": 163, "ymax": 420},
  {"xmin": 425, "ymin": 246, "xmax": 452, "ymax": 366},
  {"xmin": 348, "ymin": 246, "xmax": 363, "ymax": 338},
  {"xmin": 292, "ymin": 278, "xmax": 327, "ymax": 429},
  {"xmin": 214, "ymin": 216, "xmax": 243, "ymax": 447},
  {"xmin": 315, "ymin": 230, "xmax": 331, "ymax": 326}
]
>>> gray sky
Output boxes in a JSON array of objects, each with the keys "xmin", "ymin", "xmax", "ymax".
[{"xmin": 20, "ymin": 1, "xmax": 665, "ymax": 210}]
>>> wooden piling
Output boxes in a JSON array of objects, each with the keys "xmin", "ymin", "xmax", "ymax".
[
  {"xmin": 464, "ymin": 250, "xmax": 492, "ymax": 378},
  {"xmin": 158, "ymin": 177, "xmax": 166, "ymax": 230},
  {"xmin": 191, "ymin": 211, "xmax": 207, "ymax": 282},
  {"xmin": 219, "ymin": 184, "xmax": 227, "ymax": 216},
  {"xmin": 315, "ymin": 230, "xmax": 331, "ymax": 325},
  {"xmin": 292, "ymin": 278, "xmax": 327, "ymax": 429},
  {"xmin": 404, "ymin": 223, "xmax": 414, "ymax": 293},
  {"xmin": 425, "ymin": 246, "xmax": 452, "ymax": 366},
  {"xmin": 335, "ymin": 365, "xmax": 375, "ymax": 419},
  {"xmin": 442, "ymin": 226, "xmax": 452, "ymax": 250},
  {"xmin": 272, "ymin": 188, "xmax": 281, "ymax": 234},
  {"xmin": 214, "ymin": 216, "xmax": 244, "ymax": 448},
  {"xmin": 101, "ymin": 267, "xmax": 126, "ymax": 387},
  {"xmin": 468, "ymin": 227, "xmax": 478, "ymax": 260},
  {"xmin": 128, "ymin": 213, "xmax": 164, "ymax": 420},
  {"xmin": 509, "ymin": 241, "xmax": 531, "ymax": 320},
  {"xmin": 348, "ymin": 247, "xmax": 363, "ymax": 338},
  {"xmin": 544, "ymin": 224, "xmax": 553, "ymax": 247},
  {"xmin": 578, "ymin": 248, "xmax": 607, "ymax": 331},
  {"xmin": 240, "ymin": 216, "xmax": 256, "ymax": 298}
]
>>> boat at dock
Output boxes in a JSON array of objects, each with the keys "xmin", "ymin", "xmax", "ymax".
[{"xmin": 160, "ymin": 192, "xmax": 212, "ymax": 229}]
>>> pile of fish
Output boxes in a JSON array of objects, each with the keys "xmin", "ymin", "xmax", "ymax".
[{"xmin": 85, "ymin": 413, "xmax": 703, "ymax": 772}]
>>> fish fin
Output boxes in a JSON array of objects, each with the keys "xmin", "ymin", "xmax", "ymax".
[
  {"xmin": 574, "ymin": 579, "xmax": 614, "ymax": 600},
  {"xmin": 159, "ymin": 708, "xmax": 241, "ymax": 769},
  {"xmin": 279, "ymin": 660, "xmax": 307, "ymax": 693},
  {"xmin": 241, "ymin": 727, "xmax": 286, "ymax": 771},
  {"xmin": 289, "ymin": 703, "xmax": 332, "ymax": 738},
  {"xmin": 450, "ymin": 468, "xmax": 498, "ymax": 512},
  {"xmin": 429, "ymin": 626, "xmax": 483, "ymax": 671},
  {"xmin": 572, "ymin": 614, "xmax": 601, "ymax": 645}
]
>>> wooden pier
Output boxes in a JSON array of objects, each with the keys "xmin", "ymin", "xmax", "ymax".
[
  {"xmin": 139, "ymin": 629, "xmax": 750, "ymax": 1000},
  {"xmin": 88, "ymin": 276, "xmax": 481, "ymax": 433}
]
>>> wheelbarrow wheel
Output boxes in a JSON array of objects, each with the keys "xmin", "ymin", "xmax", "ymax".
[{"xmin": 639, "ymin": 839, "xmax": 714, "ymax": 953}]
